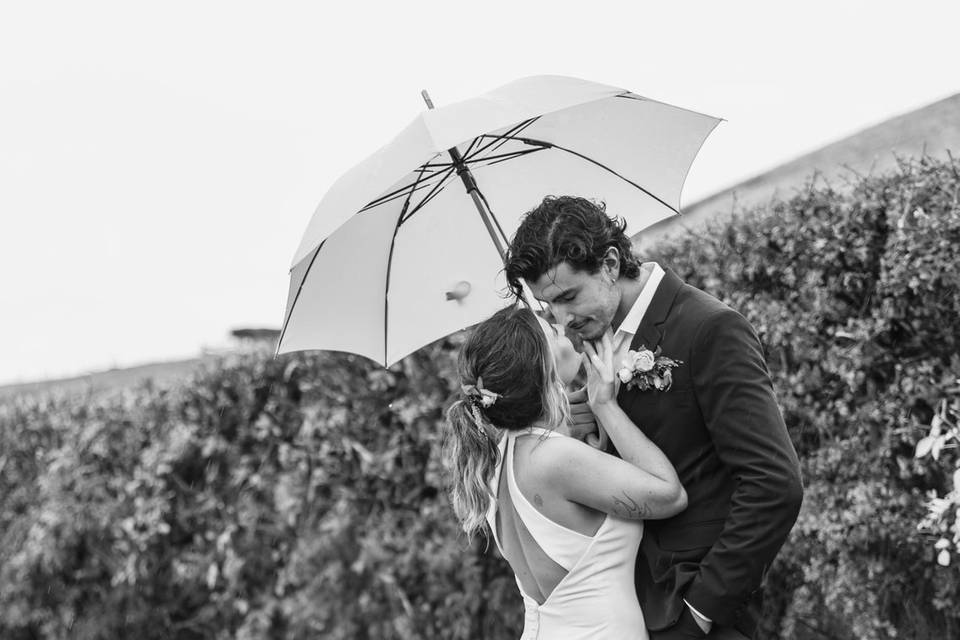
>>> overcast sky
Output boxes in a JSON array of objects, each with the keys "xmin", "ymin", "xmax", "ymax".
[{"xmin": 2, "ymin": 1, "xmax": 959, "ymax": 385}]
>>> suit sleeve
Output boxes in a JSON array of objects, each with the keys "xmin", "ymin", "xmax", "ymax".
[{"xmin": 682, "ymin": 308, "xmax": 803, "ymax": 625}]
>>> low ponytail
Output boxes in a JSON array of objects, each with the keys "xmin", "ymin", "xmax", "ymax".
[
  {"xmin": 444, "ymin": 399, "xmax": 501, "ymax": 542},
  {"xmin": 443, "ymin": 304, "xmax": 567, "ymax": 544}
]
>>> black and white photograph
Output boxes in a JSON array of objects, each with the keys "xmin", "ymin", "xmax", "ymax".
[{"xmin": 2, "ymin": 2, "xmax": 959, "ymax": 638}]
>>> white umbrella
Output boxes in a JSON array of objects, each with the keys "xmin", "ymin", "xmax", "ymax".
[{"xmin": 278, "ymin": 75, "xmax": 720, "ymax": 366}]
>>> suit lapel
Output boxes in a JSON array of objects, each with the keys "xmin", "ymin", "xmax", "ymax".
[{"xmin": 629, "ymin": 268, "xmax": 683, "ymax": 352}]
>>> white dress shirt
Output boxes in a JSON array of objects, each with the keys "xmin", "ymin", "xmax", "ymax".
[{"xmin": 612, "ymin": 262, "xmax": 665, "ymax": 368}]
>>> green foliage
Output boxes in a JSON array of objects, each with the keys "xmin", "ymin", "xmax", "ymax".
[{"xmin": 2, "ymin": 156, "xmax": 959, "ymax": 639}]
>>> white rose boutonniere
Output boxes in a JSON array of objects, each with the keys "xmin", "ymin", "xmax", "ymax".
[
  {"xmin": 632, "ymin": 349, "xmax": 656, "ymax": 372},
  {"xmin": 616, "ymin": 346, "xmax": 682, "ymax": 392}
]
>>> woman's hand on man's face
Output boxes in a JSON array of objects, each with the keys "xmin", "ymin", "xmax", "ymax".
[{"xmin": 583, "ymin": 330, "xmax": 616, "ymax": 408}]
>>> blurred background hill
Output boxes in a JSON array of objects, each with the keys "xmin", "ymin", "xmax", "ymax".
[
  {"xmin": 0, "ymin": 358, "xmax": 204, "ymax": 401},
  {"xmin": 636, "ymin": 91, "xmax": 960, "ymax": 250},
  {"xmin": 0, "ymin": 329, "xmax": 280, "ymax": 401}
]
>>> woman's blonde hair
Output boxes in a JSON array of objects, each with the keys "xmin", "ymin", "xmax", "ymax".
[{"xmin": 444, "ymin": 305, "xmax": 570, "ymax": 542}]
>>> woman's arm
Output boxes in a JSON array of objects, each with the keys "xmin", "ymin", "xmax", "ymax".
[
  {"xmin": 546, "ymin": 332, "xmax": 686, "ymax": 520},
  {"xmin": 544, "ymin": 430, "xmax": 686, "ymax": 520}
]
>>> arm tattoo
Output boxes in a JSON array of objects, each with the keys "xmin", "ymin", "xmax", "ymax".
[
  {"xmin": 612, "ymin": 491, "xmax": 651, "ymax": 519},
  {"xmin": 533, "ymin": 494, "xmax": 544, "ymax": 508}
]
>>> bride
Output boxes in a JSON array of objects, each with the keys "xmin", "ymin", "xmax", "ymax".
[{"xmin": 445, "ymin": 305, "xmax": 686, "ymax": 639}]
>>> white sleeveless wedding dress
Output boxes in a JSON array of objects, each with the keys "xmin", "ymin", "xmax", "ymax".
[{"xmin": 486, "ymin": 427, "xmax": 648, "ymax": 639}]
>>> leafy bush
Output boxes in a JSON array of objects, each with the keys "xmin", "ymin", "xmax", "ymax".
[
  {"xmin": 0, "ymin": 345, "xmax": 521, "ymax": 640},
  {"xmin": 647, "ymin": 155, "xmax": 960, "ymax": 639},
  {"xmin": 2, "ymin": 156, "xmax": 958, "ymax": 639}
]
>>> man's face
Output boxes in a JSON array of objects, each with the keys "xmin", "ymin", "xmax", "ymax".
[{"xmin": 527, "ymin": 260, "xmax": 620, "ymax": 342}]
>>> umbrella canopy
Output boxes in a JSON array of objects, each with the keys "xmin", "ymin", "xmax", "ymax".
[{"xmin": 279, "ymin": 75, "xmax": 720, "ymax": 366}]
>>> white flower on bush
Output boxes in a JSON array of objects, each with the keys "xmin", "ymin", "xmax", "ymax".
[
  {"xmin": 915, "ymin": 398, "xmax": 960, "ymax": 567},
  {"xmin": 915, "ymin": 409, "xmax": 950, "ymax": 460},
  {"xmin": 632, "ymin": 349, "xmax": 656, "ymax": 372},
  {"xmin": 935, "ymin": 538, "xmax": 952, "ymax": 566}
]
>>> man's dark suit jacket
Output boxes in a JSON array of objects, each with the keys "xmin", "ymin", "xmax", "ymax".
[{"xmin": 617, "ymin": 268, "xmax": 803, "ymax": 638}]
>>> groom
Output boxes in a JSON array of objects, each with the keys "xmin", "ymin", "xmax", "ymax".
[{"xmin": 505, "ymin": 196, "xmax": 802, "ymax": 639}]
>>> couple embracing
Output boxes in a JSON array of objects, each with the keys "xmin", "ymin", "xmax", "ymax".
[{"xmin": 445, "ymin": 196, "xmax": 803, "ymax": 639}]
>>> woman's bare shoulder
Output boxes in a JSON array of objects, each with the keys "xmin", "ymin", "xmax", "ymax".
[{"xmin": 521, "ymin": 433, "xmax": 607, "ymax": 481}]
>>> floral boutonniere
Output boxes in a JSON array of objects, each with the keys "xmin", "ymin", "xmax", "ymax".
[{"xmin": 617, "ymin": 346, "xmax": 683, "ymax": 392}]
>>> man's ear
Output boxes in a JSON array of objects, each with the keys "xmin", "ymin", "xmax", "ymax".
[{"xmin": 602, "ymin": 247, "xmax": 621, "ymax": 281}]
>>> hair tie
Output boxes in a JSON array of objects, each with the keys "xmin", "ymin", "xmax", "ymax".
[
  {"xmin": 461, "ymin": 376, "xmax": 501, "ymax": 408},
  {"xmin": 461, "ymin": 376, "xmax": 501, "ymax": 435}
]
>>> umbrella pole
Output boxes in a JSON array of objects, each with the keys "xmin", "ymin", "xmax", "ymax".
[{"xmin": 422, "ymin": 90, "xmax": 508, "ymax": 263}]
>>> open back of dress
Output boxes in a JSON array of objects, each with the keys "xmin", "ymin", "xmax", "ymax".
[{"xmin": 486, "ymin": 428, "xmax": 649, "ymax": 640}]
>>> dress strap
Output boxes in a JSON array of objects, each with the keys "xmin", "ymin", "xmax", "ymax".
[
  {"xmin": 519, "ymin": 426, "xmax": 562, "ymax": 439},
  {"xmin": 486, "ymin": 434, "xmax": 508, "ymax": 555}
]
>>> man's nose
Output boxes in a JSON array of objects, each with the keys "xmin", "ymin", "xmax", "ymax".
[{"xmin": 551, "ymin": 305, "xmax": 571, "ymax": 327}]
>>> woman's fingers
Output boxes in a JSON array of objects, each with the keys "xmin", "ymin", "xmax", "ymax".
[
  {"xmin": 585, "ymin": 431, "xmax": 601, "ymax": 448},
  {"xmin": 566, "ymin": 386, "xmax": 587, "ymax": 402},
  {"xmin": 582, "ymin": 341, "xmax": 599, "ymax": 369},
  {"xmin": 586, "ymin": 355, "xmax": 603, "ymax": 376},
  {"xmin": 585, "ymin": 339, "xmax": 609, "ymax": 371},
  {"xmin": 582, "ymin": 340, "xmax": 596, "ymax": 358},
  {"xmin": 600, "ymin": 331, "xmax": 614, "ymax": 363}
]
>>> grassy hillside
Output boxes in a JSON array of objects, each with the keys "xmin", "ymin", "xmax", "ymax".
[
  {"xmin": 637, "ymin": 91, "xmax": 960, "ymax": 250},
  {"xmin": 0, "ymin": 358, "xmax": 204, "ymax": 401}
]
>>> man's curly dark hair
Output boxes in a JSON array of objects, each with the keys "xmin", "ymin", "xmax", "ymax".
[{"xmin": 504, "ymin": 196, "xmax": 641, "ymax": 299}]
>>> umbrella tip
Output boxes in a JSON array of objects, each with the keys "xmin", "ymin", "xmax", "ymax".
[{"xmin": 421, "ymin": 90, "xmax": 435, "ymax": 110}]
